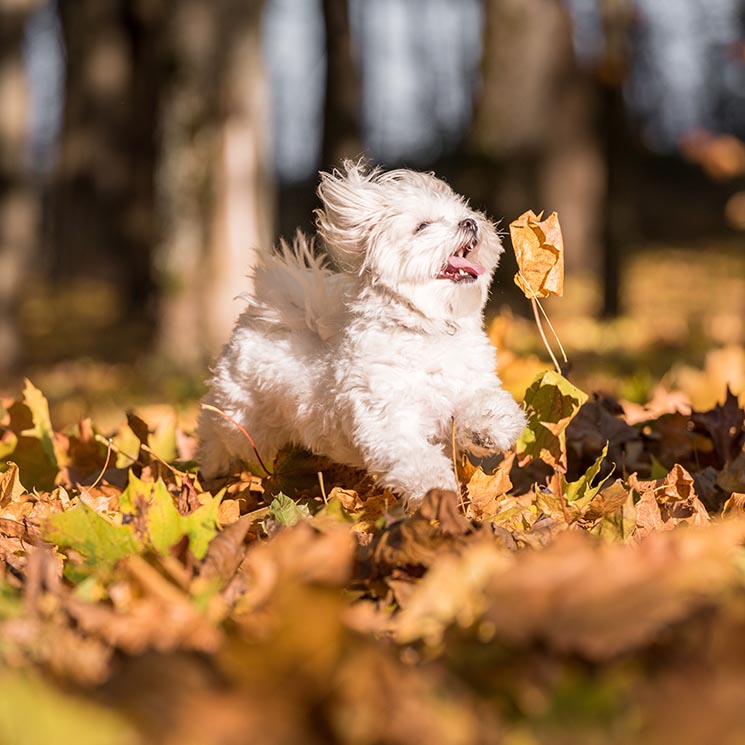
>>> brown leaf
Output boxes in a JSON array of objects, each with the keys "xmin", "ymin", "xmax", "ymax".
[
  {"xmin": 584, "ymin": 479, "xmax": 633, "ymax": 520},
  {"xmin": 394, "ymin": 521, "xmax": 745, "ymax": 659},
  {"xmin": 466, "ymin": 454, "xmax": 513, "ymax": 520},
  {"xmin": 236, "ymin": 522, "xmax": 354, "ymax": 616},
  {"xmin": 199, "ymin": 515, "xmax": 252, "ymax": 585},
  {"xmin": 417, "ymin": 490, "xmax": 471, "ymax": 536},
  {"xmin": 510, "ymin": 209, "xmax": 564, "ymax": 299},
  {"xmin": 621, "ymin": 386, "xmax": 692, "ymax": 426},
  {"xmin": 718, "ymin": 448, "xmax": 745, "ymax": 494},
  {"xmin": 177, "ymin": 475, "xmax": 202, "ymax": 516},
  {"xmin": 66, "ymin": 555, "xmax": 221, "ymax": 655},
  {"xmin": 566, "ymin": 397, "xmax": 639, "ymax": 480},
  {"xmin": 692, "ymin": 387, "xmax": 745, "ymax": 467},
  {"xmin": 633, "ymin": 465, "xmax": 710, "ymax": 538},
  {"xmin": 722, "ymin": 492, "xmax": 745, "ymax": 517}
]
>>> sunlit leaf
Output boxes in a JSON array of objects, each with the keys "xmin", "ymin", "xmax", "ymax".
[
  {"xmin": 44, "ymin": 502, "xmax": 142, "ymax": 566},
  {"xmin": 20, "ymin": 379, "xmax": 58, "ymax": 468},
  {"xmin": 563, "ymin": 443, "xmax": 613, "ymax": 510},
  {"xmin": 510, "ymin": 209, "xmax": 565, "ymax": 299},
  {"xmin": 267, "ymin": 492, "xmax": 310, "ymax": 527},
  {"xmin": 517, "ymin": 371, "xmax": 588, "ymax": 468}
]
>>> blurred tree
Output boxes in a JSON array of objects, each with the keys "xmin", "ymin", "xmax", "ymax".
[
  {"xmin": 321, "ymin": 0, "xmax": 362, "ymax": 168},
  {"xmin": 51, "ymin": 0, "xmax": 166, "ymax": 332},
  {"xmin": 469, "ymin": 0, "xmax": 605, "ymax": 278},
  {"xmin": 597, "ymin": 0, "xmax": 635, "ymax": 317},
  {"xmin": 156, "ymin": 0, "xmax": 274, "ymax": 368},
  {"xmin": 0, "ymin": 0, "xmax": 43, "ymax": 371}
]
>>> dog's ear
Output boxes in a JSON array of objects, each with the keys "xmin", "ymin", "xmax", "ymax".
[{"xmin": 315, "ymin": 160, "xmax": 383, "ymax": 272}]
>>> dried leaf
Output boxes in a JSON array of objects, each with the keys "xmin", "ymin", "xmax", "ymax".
[
  {"xmin": 417, "ymin": 490, "xmax": 471, "ymax": 536},
  {"xmin": 517, "ymin": 371, "xmax": 588, "ymax": 469},
  {"xmin": 466, "ymin": 454, "xmax": 513, "ymax": 520},
  {"xmin": 0, "ymin": 463, "xmax": 26, "ymax": 503},
  {"xmin": 692, "ymin": 387, "xmax": 745, "ymax": 467},
  {"xmin": 510, "ymin": 209, "xmax": 564, "ymax": 299}
]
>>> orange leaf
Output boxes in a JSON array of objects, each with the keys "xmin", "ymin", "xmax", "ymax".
[{"xmin": 510, "ymin": 210, "xmax": 565, "ymax": 299}]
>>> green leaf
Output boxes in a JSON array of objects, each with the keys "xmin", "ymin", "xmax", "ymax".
[
  {"xmin": 182, "ymin": 492, "xmax": 224, "ymax": 559},
  {"xmin": 0, "ymin": 671, "xmax": 138, "ymax": 745},
  {"xmin": 649, "ymin": 454, "xmax": 669, "ymax": 480},
  {"xmin": 563, "ymin": 443, "xmax": 614, "ymax": 510},
  {"xmin": 111, "ymin": 423, "xmax": 141, "ymax": 468},
  {"xmin": 516, "ymin": 371, "xmax": 588, "ymax": 469},
  {"xmin": 268, "ymin": 492, "xmax": 310, "ymax": 527},
  {"xmin": 145, "ymin": 478, "xmax": 186, "ymax": 556},
  {"xmin": 120, "ymin": 472, "xmax": 222, "ymax": 560},
  {"xmin": 0, "ymin": 430, "xmax": 18, "ymax": 462},
  {"xmin": 44, "ymin": 502, "xmax": 142, "ymax": 566},
  {"xmin": 149, "ymin": 415, "xmax": 177, "ymax": 463},
  {"xmin": 20, "ymin": 379, "xmax": 58, "ymax": 468},
  {"xmin": 1, "ymin": 381, "xmax": 59, "ymax": 490}
]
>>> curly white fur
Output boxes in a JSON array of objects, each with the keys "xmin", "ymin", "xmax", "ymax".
[{"xmin": 198, "ymin": 162, "xmax": 526, "ymax": 507}]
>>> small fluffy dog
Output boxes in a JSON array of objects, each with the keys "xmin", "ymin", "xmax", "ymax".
[{"xmin": 198, "ymin": 162, "xmax": 526, "ymax": 507}]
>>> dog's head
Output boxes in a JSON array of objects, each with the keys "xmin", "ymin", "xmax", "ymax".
[{"xmin": 315, "ymin": 162, "xmax": 503, "ymax": 316}]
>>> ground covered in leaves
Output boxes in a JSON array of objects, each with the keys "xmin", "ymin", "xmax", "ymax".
[{"xmin": 2, "ymin": 364, "xmax": 745, "ymax": 745}]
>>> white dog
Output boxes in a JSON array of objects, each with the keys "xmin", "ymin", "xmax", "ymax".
[{"xmin": 198, "ymin": 162, "xmax": 525, "ymax": 507}]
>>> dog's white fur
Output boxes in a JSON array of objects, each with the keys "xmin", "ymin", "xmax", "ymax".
[{"xmin": 198, "ymin": 162, "xmax": 526, "ymax": 507}]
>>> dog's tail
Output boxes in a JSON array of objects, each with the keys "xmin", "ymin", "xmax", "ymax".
[{"xmin": 241, "ymin": 231, "xmax": 350, "ymax": 340}]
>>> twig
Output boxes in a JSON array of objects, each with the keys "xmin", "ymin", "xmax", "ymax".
[
  {"xmin": 140, "ymin": 443, "xmax": 188, "ymax": 477},
  {"xmin": 531, "ymin": 297, "xmax": 562, "ymax": 374},
  {"xmin": 200, "ymin": 403, "xmax": 273, "ymax": 477},
  {"xmin": 518, "ymin": 270, "xmax": 568, "ymax": 374},
  {"xmin": 88, "ymin": 438, "xmax": 113, "ymax": 490},
  {"xmin": 451, "ymin": 417, "xmax": 466, "ymax": 514},
  {"xmin": 94, "ymin": 433, "xmax": 141, "ymax": 467},
  {"xmin": 93, "ymin": 434, "xmax": 187, "ymax": 478},
  {"xmin": 317, "ymin": 471, "xmax": 328, "ymax": 504}
]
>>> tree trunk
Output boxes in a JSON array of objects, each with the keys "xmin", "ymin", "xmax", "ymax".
[
  {"xmin": 469, "ymin": 0, "xmax": 605, "ymax": 277},
  {"xmin": 156, "ymin": 0, "xmax": 274, "ymax": 369},
  {"xmin": 0, "ymin": 0, "xmax": 42, "ymax": 370},
  {"xmin": 51, "ymin": 0, "xmax": 166, "ymax": 331},
  {"xmin": 320, "ymin": 0, "xmax": 362, "ymax": 168}
]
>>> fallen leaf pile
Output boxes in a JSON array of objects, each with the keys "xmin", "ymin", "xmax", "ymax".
[{"xmin": 2, "ymin": 372, "xmax": 745, "ymax": 745}]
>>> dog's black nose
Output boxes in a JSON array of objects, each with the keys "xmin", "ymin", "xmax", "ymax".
[{"xmin": 459, "ymin": 218, "xmax": 477, "ymax": 234}]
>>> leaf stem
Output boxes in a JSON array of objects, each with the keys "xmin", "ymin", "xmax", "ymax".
[
  {"xmin": 200, "ymin": 403, "xmax": 274, "ymax": 477},
  {"xmin": 518, "ymin": 270, "xmax": 568, "ymax": 374}
]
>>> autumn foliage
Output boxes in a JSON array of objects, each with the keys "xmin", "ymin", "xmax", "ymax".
[{"xmin": 1, "ymin": 367, "xmax": 745, "ymax": 745}]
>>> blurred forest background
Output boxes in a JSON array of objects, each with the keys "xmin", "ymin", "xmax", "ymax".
[{"xmin": 1, "ymin": 0, "xmax": 745, "ymax": 423}]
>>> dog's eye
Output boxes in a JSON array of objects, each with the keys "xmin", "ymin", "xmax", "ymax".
[{"xmin": 414, "ymin": 221, "xmax": 431, "ymax": 234}]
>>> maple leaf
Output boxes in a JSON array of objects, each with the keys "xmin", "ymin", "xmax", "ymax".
[
  {"xmin": 466, "ymin": 453, "xmax": 514, "ymax": 520},
  {"xmin": 0, "ymin": 381, "xmax": 60, "ymax": 490},
  {"xmin": 510, "ymin": 209, "xmax": 565, "ymax": 299},
  {"xmin": 119, "ymin": 472, "xmax": 223, "ymax": 559},
  {"xmin": 265, "ymin": 492, "xmax": 311, "ymax": 528},
  {"xmin": 44, "ymin": 502, "xmax": 142, "ymax": 574},
  {"xmin": 692, "ymin": 387, "xmax": 745, "ymax": 467},
  {"xmin": 517, "ymin": 371, "xmax": 588, "ymax": 469},
  {"xmin": 562, "ymin": 443, "xmax": 614, "ymax": 511}
]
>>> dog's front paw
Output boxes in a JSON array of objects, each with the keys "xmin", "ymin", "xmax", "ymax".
[{"xmin": 458, "ymin": 390, "xmax": 526, "ymax": 456}]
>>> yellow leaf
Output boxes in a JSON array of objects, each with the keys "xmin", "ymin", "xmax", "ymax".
[
  {"xmin": 466, "ymin": 453, "xmax": 514, "ymax": 520},
  {"xmin": 510, "ymin": 209, "xmax": 565, "ymax": 299}
]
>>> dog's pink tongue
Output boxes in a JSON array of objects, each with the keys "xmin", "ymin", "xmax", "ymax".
[{"xmin": 448, "ymin": 255, "xmax": 485, "ymax": 276}]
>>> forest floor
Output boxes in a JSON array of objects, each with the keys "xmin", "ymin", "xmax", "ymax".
[{"xmin": 0, "ymin": 240, "xmax": 744, "ymax": 745}]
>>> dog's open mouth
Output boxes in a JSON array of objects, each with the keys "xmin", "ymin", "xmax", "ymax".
[{"xmin": 436, "ymin": 240, "xmax": 485, "ymax": 283}]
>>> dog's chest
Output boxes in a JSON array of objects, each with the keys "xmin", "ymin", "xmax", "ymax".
[{"xmin": 347, "ymin": 325, "xmax": 493, "ymax": 402}]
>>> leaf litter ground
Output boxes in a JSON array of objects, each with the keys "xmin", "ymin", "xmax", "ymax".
[{"xmin": 2, "ymin": 363, "xmax": 745, "ymax": 745}]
